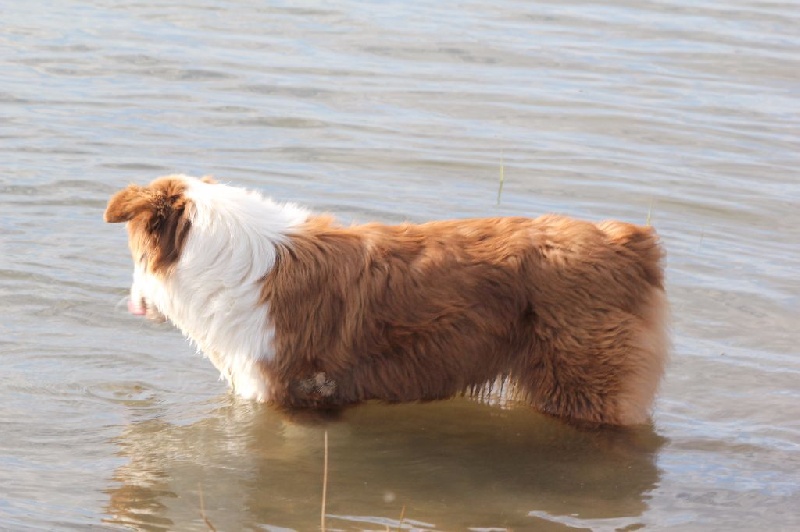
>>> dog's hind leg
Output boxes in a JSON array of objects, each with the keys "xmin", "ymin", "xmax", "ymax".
[{"xmin": 516, "ymin": 298, "xmax": 667, "ymax": 426}]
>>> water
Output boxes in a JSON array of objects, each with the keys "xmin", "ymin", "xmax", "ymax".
[{"xmin": 1, "ymin": 0, "xmax": 799, "ymax": 529}]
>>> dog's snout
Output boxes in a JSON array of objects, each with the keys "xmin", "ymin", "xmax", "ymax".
[{"xmin": 127, "ymin": 297, "xmax": 147, "ymax": 316}]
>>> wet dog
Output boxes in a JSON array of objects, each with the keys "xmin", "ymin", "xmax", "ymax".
[{"xmin": 105, "ymin": 175, "xmax": 667, "ymax": 425}]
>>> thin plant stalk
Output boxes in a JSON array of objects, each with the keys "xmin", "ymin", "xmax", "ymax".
[
  {"xmin": 496, "ymin": 154, "xmax": 505, "ymax": 206},
  {"xmin": 198, "ymin": 483, "xmax": 217, "ymax": 532},
  {"xmin": 321, "ymin": 431, "xmax": 329, "ymax": 532}
]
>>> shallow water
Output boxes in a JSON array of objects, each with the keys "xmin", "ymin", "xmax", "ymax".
[{"xmin": 1, "ymin": 0, "xmax": 799, "ymax": 530}]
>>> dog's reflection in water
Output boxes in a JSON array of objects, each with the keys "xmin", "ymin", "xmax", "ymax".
[{"xmin": 104, "ymin": 397, "xmax": 664, "ymax": 531}]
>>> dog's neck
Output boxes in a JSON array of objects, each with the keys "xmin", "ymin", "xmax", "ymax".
[{"xmin": 138, "ymin": 177, "xmax": 310, "ymax": 399}]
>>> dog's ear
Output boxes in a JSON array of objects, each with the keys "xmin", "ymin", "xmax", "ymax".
[
  {"xmin": 201, "ymin": 175, "xmax": 217, "ymax": 184},
  {"xmin": 104, "ymin": 185, "xmax": 152, "ymax": 223}
]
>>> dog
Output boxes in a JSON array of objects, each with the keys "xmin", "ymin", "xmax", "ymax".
[{"xmin": 105, "ymin": 175, "xmax": 668, "ymax": 425}]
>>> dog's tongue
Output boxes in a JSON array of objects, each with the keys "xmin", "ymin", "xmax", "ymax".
[{"xmin": 127, "ymin": 298, "xmax": 147, "ymax": 316}]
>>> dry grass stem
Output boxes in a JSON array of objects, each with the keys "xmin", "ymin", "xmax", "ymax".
[
  {"xmin": 198, "ymin": 483, "xmax": 217, "ymax": 532},
  {"xmin": 321, "ymin": 430, "xmax": 329, "ymax": 532}
]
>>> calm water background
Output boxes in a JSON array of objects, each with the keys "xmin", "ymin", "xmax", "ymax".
[{"xmin": 1, "ymin": 1, "xmax": 799, "ymax": 530}]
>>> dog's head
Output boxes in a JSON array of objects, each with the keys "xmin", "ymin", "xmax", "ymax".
[{"xmin": 105, "ymin": 175, "xmax": 215, "ymax": 320}]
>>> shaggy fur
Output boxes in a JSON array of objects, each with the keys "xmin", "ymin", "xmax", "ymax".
[{"xmin": 105, "ymin": 175, "xmax": 668, "ymax": 425}]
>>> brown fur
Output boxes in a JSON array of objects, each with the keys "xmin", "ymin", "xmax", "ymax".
[
  {"xmin": 105, "ymin": 177, "xmax": 193, "ymax": 275},
  {"xmin": 259, "ymin": 214, "xmax": 668, "ymax": 425}
]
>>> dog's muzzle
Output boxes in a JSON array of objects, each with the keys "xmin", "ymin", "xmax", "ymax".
[{"xmin": 128, "ymin": 283, "xmax": 166, "ymax": 322}]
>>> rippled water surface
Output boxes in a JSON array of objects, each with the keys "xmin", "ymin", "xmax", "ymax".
[{"xmin": 2, "ymin": 1, "xmax": 799, "ymax": 530}]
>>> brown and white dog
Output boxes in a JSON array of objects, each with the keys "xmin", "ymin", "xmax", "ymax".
[{"xmin": 105, "ymin": 175, "xmax": 668, "ymax": 425}]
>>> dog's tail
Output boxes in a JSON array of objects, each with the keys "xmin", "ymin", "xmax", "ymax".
[
  {"xmin": 597, "ymin": 220, "xmax": 665, "ymax": 290},
  {"xmin": 601, "ymin": 221, "xmax": 669, "ymax": 425}
]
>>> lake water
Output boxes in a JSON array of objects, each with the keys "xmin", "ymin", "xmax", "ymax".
[{"xmin": 1, "ymin": 1, "xmax": 798, "ymax": 530}]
